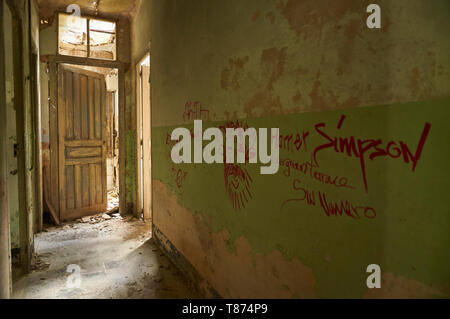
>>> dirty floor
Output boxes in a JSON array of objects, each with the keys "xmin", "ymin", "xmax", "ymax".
[{"xmin": 12, "ymin": 215, "xmax": 200, "ymax": 299}]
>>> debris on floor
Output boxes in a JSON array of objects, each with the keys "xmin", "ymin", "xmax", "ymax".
[
  {"xmin": 13, "ymin": 216, "xmax": 199, "ymax": 299},
  {"xmin": 107, "ymin": 189, "xmax": 119, "ymax": 213},
  {"xmin": 30, "ymin": 253, "xmax": 51, "ymax": 272},
  {"xmin": 43, "ymin": 189, "xmax": 121, "ymax": 230}
]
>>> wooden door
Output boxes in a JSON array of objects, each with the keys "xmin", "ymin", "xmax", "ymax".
[
  {"xmin": 58, "ymin": 64, "xmax": 107, "ymax": 221},
  {"xmin": 141, "ymin": 65, "xmax": 152, "ymax": 220}
]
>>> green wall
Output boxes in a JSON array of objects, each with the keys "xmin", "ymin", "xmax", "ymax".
[
  {"xmin": 153, "ymin": 99, "xmax": 450, "ymax": 298},
  {"xmin": 133, "ymin": 0, "xmax": 450, "ymax": 297}
]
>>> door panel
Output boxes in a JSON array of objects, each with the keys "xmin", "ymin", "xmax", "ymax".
[
  {"xmin": 58, "ymin": 64, "xmax": 107, "ymax": 221},
  {"xmin": 142, "ymin": 65, "xmax": 152, "ymax": 221}
]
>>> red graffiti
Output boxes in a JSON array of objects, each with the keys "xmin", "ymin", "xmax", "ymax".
[
  {"xmin": 279, "ymin": 130, "xmax": 310, "ymax": 153},
  {"xmin": 220, "ymin": 120, "xmax": 254, "ymax": 211},
  {"xmin": 281, "ymin": 179, "xmax": 376, "ymax": 219},
  {"xmin": 166, "ymin": 128, "xmax": 200, "ymax": 146},
  {"xmin": 219, "ymin": 121, "xmax": 248, "ymax": 161},
  {"xmin": 170, "ymin": 165, "xmax": 188, "ymax": 189},
  {"xmin": 183, "ymin": 101, "xmax": 210, "ymax": 122},
  {"xmin": 280, "ymin": 158, "xmax": 355, "ymax": 189},
  {"xmin": 313, "ymin": 115, "xmax": 431, "ymax": 192},
  {"xmin": 318, "ymin": 191, "xmax": 376, "ymax": 219},
  {"xmin": 167, "ymin": 134, "xmax": 189, "ymax": 188},
  {"xmin": 176, "ymin": 170, "xmax": 188, "ymax": 188},
  {"xmin": 224, "ymin": 163, "xmax": 253, "ymax": 211},
  {"xmin": 167, "ymin": 120, "xmax": 254, "ymax": 207},
  {"xmin": 166, "ymin": 128, "xmax": 201, "ymax": 163}
]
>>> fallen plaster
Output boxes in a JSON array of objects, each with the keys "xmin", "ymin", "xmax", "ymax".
[{"xmin": 12, "ymin": 216, "xmax": 199, "ymax": 299}]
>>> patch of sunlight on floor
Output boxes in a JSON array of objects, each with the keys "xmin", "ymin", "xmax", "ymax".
[{"xmin": 12, "ymin": 217, "xmax": 200, "ymax": 299}]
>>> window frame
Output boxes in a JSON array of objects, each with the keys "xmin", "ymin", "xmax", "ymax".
[{"xmin": 57, "ymin": 12, "xmax": 118, "ymax": 62}]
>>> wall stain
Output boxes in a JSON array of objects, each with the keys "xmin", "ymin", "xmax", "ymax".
[
  {"xmin": 251, "ymin": 11, "xmax": 261, "ymax": 22},
  {"xmin": 244, "ymin": 47, "xmax": 289, "ymax": 117},
  {"xmin": 409, "ymin": 67, "xmax": 420, "ymax": 98},
  {"xmin": 276, "ymin": 0, "xmax": 359, "ymax": 40},
  {"xmin": 292, "ymin": 91, "xmax": 302, "ymax": 104},
  {"xmin": 309, "ymin": 71, "xmax": 360, "ymax": 111},
  {"xmin": 363, "ymin": 272, "xmax": 446, "ymax": 298},
  {"xmin": 220, "ymin": 56, "xmax": 250, "ymax": 91},
  {"xmin": 150, "ymin": 0, "xmax": 450, "ymax": 298},
  {"xmin": 265, "ymin": 11, "xmax": 276, "ymax": 24},
  {"xmin": 261, "ymin": 47, "xmax": 287, "ymax": 90},
  {"xmin": 153, "ymin": 179, "xmax": 316, "ymax": 298},
  {"xmin": 245, "ymin": 90, "xmax": 283, "ymax": 118}
]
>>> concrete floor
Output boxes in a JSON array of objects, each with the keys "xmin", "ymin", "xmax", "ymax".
[{"xmin": 12, "ymin": 215, "xmax": 200, "ymax": 299}]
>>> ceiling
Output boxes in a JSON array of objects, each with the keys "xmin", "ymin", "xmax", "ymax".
[{"xmin": 37, "ymin": 0, "xmax": 139, "ymax": 18}]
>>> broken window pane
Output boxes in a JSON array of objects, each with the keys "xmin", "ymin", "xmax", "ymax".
[
  {"xmin": 89, "ymin": 31, "xmax": 116, "ymax": 60},
  {"xmin": 58, "ymin": 14, "xmax": 117, "ymax": 61},
  {"xmin": 58, "ymin": 13, "xmax": 88, "ymax": 57},
  {"xmin": 89, "ymin": 19, "xmax": 116, "ymax": 33},
  {"xmin": 89, "ymin": 18, "xmax": 116, "ymax": 60}
]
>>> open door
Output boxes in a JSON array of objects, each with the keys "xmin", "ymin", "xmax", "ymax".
[
  {"xmin": 141, "ymin": 65, "xmax": 151, "ymax": 221},
  {"xmin": 57, "ymin": 64, "xmax": 107, "ymax": 221}
]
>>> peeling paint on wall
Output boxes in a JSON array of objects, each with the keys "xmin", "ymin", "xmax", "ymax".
[
  {"xmin": 135, "ymin": 0, "xmax": 450, "ymax": 298},
  {"xmin": 152, "ymin": 99, "xmax": 450, "ymax": 298},
  {"xmin": 154, "ymin": 180, "xmax": 316, "ymax": 299}
]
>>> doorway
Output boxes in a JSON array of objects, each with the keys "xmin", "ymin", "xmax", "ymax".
[
  {"xmin": 136, "ymin": 53, "xmax": 151, "ymax": 222},
  {"xmin": 43, "ymin": 63, "xmax": 120, "ymax": 223}
]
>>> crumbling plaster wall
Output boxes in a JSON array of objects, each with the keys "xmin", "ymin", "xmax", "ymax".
[
  {"xmin": 3, "ymin": 1, "xmax": 19, "ymax": 249},
  {"xmin": 4, "ymin": 0, "xmax": 41, "ymax": 268},
  {"xmin": 137, "ymin": 0, "xmax": 450, "ymax": 298}
]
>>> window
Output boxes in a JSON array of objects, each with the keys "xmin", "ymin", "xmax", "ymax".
[
  {"xmin": 89, "ymin": 19, "xmax": 116, "ymax": 60},
  {"xmin": 58, "ymin": 13, "xmax": 116, "ymax": 61},
  {"xmin": 58, "ymin": 14, "xmax": 88, "ymax": 57}
]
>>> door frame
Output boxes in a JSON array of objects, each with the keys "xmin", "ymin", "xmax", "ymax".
[
  {"xmin": 7, "ymin": 0, "xmax": 31, "ymax": 276},
  {"xmin": 0, "ymin": 0, "xmax": 12, "ymax": 298},
  {"xmin": 135, "ymin": 51, "xmax": 152, "ymax": 221},
  {"xmin": 47, "ymin": 55, "xmax": 125, "ymax": 219}
]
